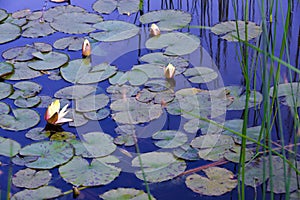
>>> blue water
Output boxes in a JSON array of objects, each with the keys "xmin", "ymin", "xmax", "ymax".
[{"xmin": 0, "ymin": 0, "xmax": 299, "ymax": 199}]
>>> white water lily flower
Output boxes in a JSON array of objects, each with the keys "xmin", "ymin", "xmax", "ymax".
[
  {"xmin": 164, "ymin": 63, "xmax": 176, "ymax": 79},
  {"xmin": 82, "ymin": 39, "xmax": 91, "ymax": 57},
  {"xmin": 149, "ymin": 23, "xmax": 160, "ymax": 36},
  {"xmin": 44, "ymin": 100, "xmax": 73, "ymax": 125}
]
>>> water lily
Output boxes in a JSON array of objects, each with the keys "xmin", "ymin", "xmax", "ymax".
[
  {"xmin": 164, "ymin": 63, "xmax": 176, "ymax": 79},
  {"xmin": 45, "ymin": 100, "xmax": 72, "ymax": 125},
  {"xmin": 149, "ymin": 23, "xmax": 160, "ymax": 36},
  {"xmin": 82, "ymin": 39, "xmax": 91, "ymax": 57}
]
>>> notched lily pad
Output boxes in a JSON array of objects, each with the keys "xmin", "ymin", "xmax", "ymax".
[
  {"xmin": 270, "ymin": 82, "xmax": 300, "ymax": 107},
  {"xmin": 100, "ymin": 188, "xmax": 156, "ymax": 200},
  {"xmin": 22, "ymin": 20, "xmax": 56, "ymax": 38},
  {"xmin": 54, "ymin": 85, "xmax": 96, "ymax": 99},
  {"xmin": 183, "ymin": 67, "xmax": 218, "ymax": 83},
  {"xmin": 0, "ymin": 62, "xmax": 14, "ymax": 77},
  {"xmin": 0, "ymin": 82, "xmax": 13, "ymax": 100},
  {"xmin": 0, "ymin": 102, "xmax": 10, "ymax": 115},
  {"xmin": 83, "ymin": 108, "xmax": 110, "ymax": 121},
  {"xmin": 93, "ymin": 0, "xmax": 139, "ymax": 15},
  {"xmin": 28, "ymin": 51, "xmax": 69, "ymax": 71},
  {"xmin": 75, "ymin": 94, "xmax": 109, "ymax": 112},
  {"xmin": 0, "ymin": 23, "xmax": 21, "ymax": 44},
  {"xmin": 0, "ymin": 136, "xmax": 21, "ymax": 157},
  {"xmin": 152, "ymin": 130, "xmax": 188, "ymax": 148},
  {"xmin": 11, "ymin": 186, "xmax": 62, "ymax": 200},
  {"xmin": 53, "ymin": 36, "xmax": 85, "ymax": 51},
  {"xmin": 3, "ymin": 62, "xmax": 42, "ymax": 80}
]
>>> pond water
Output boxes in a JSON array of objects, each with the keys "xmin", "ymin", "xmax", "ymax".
[{"xmin": 0, "ymin": 0, "xmax": 299, "ymax": 199}]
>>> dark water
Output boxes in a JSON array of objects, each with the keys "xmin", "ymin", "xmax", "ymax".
[{"xmin": 0, "ymin": 0, "xmax": 299, "ymax": 199}]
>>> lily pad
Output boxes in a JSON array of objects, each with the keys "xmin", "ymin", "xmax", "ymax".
[
  {"xmin": 28, "ymin": 51, "xmax": 69, "ymax": 71},
  {"xmin": 132, "ymin": 152, "xmax": 186, "ymax": 183},
  {"xmin": 22, "ymin": 20, "xmax": 56, "ymax": 38},
  {"xmin": 145, "ymin": 32, "xmax": 200, "ymax": 56},
  {"xmin": 0, "ymin": 82, "xmax": 12, "ymax": 100},
  {"xmin": 14, "ymin": 96, "xmax": 41, "ymax": 108},
  {"xmin": 0, "ymin": 23, "xmax": 21, "ymax": 44},
  {"xmin": 185, "ymin": 167, "xmax": 237, "ymax": 196},
  {"xmin": 43, "ymin": 5, "xmax": 87, "ymax": 22},
  {"xmin": 60, "ymin": 59, "xmax": 117, "ymax": 84},
  {"xmin": 183, "ymin": 67, "xmax": 218, "ymax": 83},
  {"xmin": 270, "ymin": 82, "xmax": 300, "ymax": 107},
  {"xmin": 100, "ymin": 188, "xmax": 156, "ymax": 200},
  {"xmin": 114, "ymin": 133, "xmax": 135, "ymax": 146},
  {"xmin": 211, "ymin": 20, "xmax": 262, "ymax": 41},
  {"xmin": 90, "ymin": 20, "xmax": 139, "ymax": 42},
  {"xmin": 65, "ymin": 109, "xmax": 88, "ymax": 127},
  {"xmin": 50, "ymin": 12, "xmax": 102, "ymax": 34},
  {"xmin": 53, "ymin": 36, "xmax": 85, "ymax": 51},
  {"xmin": 54, "ymin": 85, "xmax": 96, "ymax": 99},
  {"xmin": 132, "ymin": 64, "xmax": 164, "ymax": 79},
  {"xmin": 12, "ymin": 168, "xmax": 52, "ymax": 189},
  {"xmin": 224, "ymin": 146, "xmax": 254, "ymax": 163},
  {"xmin": 0, "ymin": 136, "xmax": 21, "ymax": 157},
  {"xmin": 59, "ymin": 156, "xmax": 121, "ymax": 186},
  {"xmin": 0, "ymin": 62, "xmax": 13, "ymax": 77},
  {"xmin": 50, "ymin": 131, "xmax": 76, "ymax": 141},
  {"xmin": 243, "ymin": 157, "xmax": 269, "ymax": 187},
  {"xmin": 0, "ymin": 9, "xmax": 8, "ymax": 22},
  {"xmin": 3, "ymin": 62, "xmax": 42, "ymax": 80},
  {"xmin": 25, "ymin": 127, "xmax": 51, "ymax": 141},
  {"xmin": 110, "ymin": 98, "xmax": 162, "ymax": 124},
  {"xmin": 0, "ymin": 109, "xmax": 40, "ymax": 131},
  {"xmin": 75, "ymin": 94, "xmax": 109, "ymax": 112},
  {"xmin": 11, "ymin": 81, "xmax": 42, "ymax": 99},
  {"xmin": 107, "ymin": 84, "xmax": 140, "ymax": 100},
  {"xmin": 83, "ymin": 108, "xmax": 110, "ymax": 120},
  {"xmin": 12, "ymin": 9, "xmax": 31, "ymax": 19},
  {"xmin": 173, "ymin": 144, "xmax": 199, "ymax": 161},
  {"xmin": 93, "ymin": 0, "xmax": 139, "ymax": 15},
  {"xmin": 140, "ymin": 10, "xmax": 191, "ymax": 31},
  {"xmin": 19, "ymin": 141, "xmax": 74, "ymax": 169},
  {"xmin": 152, "ymin": 130, "xmax": 188, "ymax": 148},
  {"xmin": 11, "ymin": 186, "xmax": 62, "ymax": 200},
  {"xmin": 2, "ymin": 45, "xmax": 37, "ymax": 61},
  {"xmin": 0, "ymin": 102, "xmax": 10, "ymax": 115}
]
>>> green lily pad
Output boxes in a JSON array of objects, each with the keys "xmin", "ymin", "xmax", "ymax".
[
  {"xmin": 243, "ymin": 157, "xmax": 269, "ymax": 187},
  {"xmin": 4, "ymin": 15, "xmax": 27, "ymax": 26},
  {"xmin": 12, "ymin": 9, "xmax": 31, "ymax": 19},
  {"xmin": 0, "ymin": 23, "xmax": 21, "ymax": 44},
  {"xmin": 11, "ymin": 186, "xmax": 62, "ymax": 200},
  {"xmin": 152, "ymin": 130, "xmax": 187, "ymax": 148},
  {"xmin": 114, "ymin": 133, "xmax": 135, "ymax": 146},
  {"xmin": 224, "ymin": 146, "xmax": 254, "ymax": 163},
  {"xmin": 106, "ymin": 84, "xmax": 140, "ymax": 100},
  {"xmin": 19, "ymin": 141, "xmax": 74, "ymax": 169},
  {"xmin": 50, "ymin": 12, "xmax": 102, "ymax": 34},
  {"xmin": 185, "ymin": 167, "xmax": 237, "ymax": 196},
  {"xmin": 173, "ymin": 144, "xmax": 199, "ymax": 161},
  {"xmin": 211, "ymin": 20, "xmax": 262, "ymax": 41},
  {"xmin": 183, "ymin": 67, "xmax": 218, "ymax": 83},
  {"xmin": 75, "ymin": 94, "xmax": 109, "ymax": 112},
  {"xmin": 191, "ymin": 135, "xmax": 235, "ymax": 161},
  {"xmin": 53, "ymin": 36, "xmax": 85, "ymax": 51},
  {"xmin": 12, "ymin": 155, "xmax": 39, "ymax": 167},
  {"xmin": 43, "ymin": 5, "xmax": 87, "ymax": 22},
  {"xmin": 65, "ymin": 109, "xmax": 88, "ymax": 127},
  {"xmin": 14, "ymin": 96, "xmax": 41, "ymax": 108},
  {"xmin": 59, "ymin": 156, "xmax": 121, "ymax": 186},
  {"xmin": 0, "ymin": 109, "xmax": 40, "ymax": 131},
  {"xmin": 83, "ymin": 108, "xmax": 110, "ymax": 120},
  {"xmin": 145, "ymin": 32, "xmax": 200, "ymax": 56},
  {"xmin": 140, "ymin": 10, "xmax": 191, "ymax": 31},
  {"xmin": 0, "ymin": 9, "xmax": 8, "ymax": 22},
  {"xmin": 100, "ymin": 188, "xmax": 156, "ymax": 200},
  {"xmin": 2, "ymin": 45, "xmax": 37, "ymax": 61},
  {"xmin": 33, "ymin": 42, "xmax": 52, "ymax": 52},
  {"xmin": 108, "ymin": 71, "xmax": 128, "ymax": 85},
  {"xmin": 11, "ymin": 81, "xmax": 42, "ymax": 99},
  {"xmin": 136, "ymin": 89, "xmax": 156, "ymax": 103},
  {"xmin": 290, "ymin": 190, "xmax": 300, "ymax": 200},
  {"xmin": 132, "ymin": 64, "xmax": 164, "ymax": 79},
  {"xmin": 12, "ymin": 168, "xmax": 52, "ymax": 189},
  {"xmin": 0, "ymin": 136, "xmax": 21, "ymax": 157},
  {"xmin": 90, "ymin": 20, "xmax": 139, "ymax": 42},
  {"xmin": 93, "ymin": 0, "xmax": 139, "ymax": 15},
  {"xmin": 25, "ymin": 127, "xmax": 51, "ymax": 141},
  {"xmin": 28, "ymin": 51, "xmax": 69, "ymax": 71},
  {"xmin": 132, "ymin": 152, "xmax": 186, "ymax": 183},
  {"xmin": 54, "ymin": 85, "xmax": 96, "ymax": 99},
  {"xmin": 25, "ymin": 11, "xmax": 43, "ymax": 21},
  {"xmin": 0, "ymin": 82, "xmax": 12, "ymax": 100},
  {"xmin": 0, "ymin": 102, "xmax": 10, "ymax": 114},
  {"xmin": 270, "ymin": 82, "xmax": 300, "ymax": 107},
  {"xmin": 22, "ymin": 20, "xmax": 56, "ymax": 38},
  {"xmin": 3, "ymin": 62, "xmax": 42, "ymax": 80},
  {"xmin": 145, "ymin": 79, "xmax": 171, "ymax": 92},
  {"xmin": 110, "ymin": 98, "xmax": 162, "ymax": 124},
  {"xmin": 60, "ymin": 59, "xmax": 117, "ymax": 84},
  {"xmin": 50, "ymin": 131, "xmax": 76, "ymax": 141},
  {"xmin": 0, "ymin": 62, "xmax": 13, "ymax": 77}
]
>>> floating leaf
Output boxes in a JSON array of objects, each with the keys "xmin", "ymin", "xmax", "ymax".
[
  {"xmin": 11, "ymin": 81, "xmax": 42, "ymax": 99},
  {"xmin": 0, "ymin": 82, "xmax": 12, "ymax": 100},
  {"xmin": 114, "ymin": 133, "xmax": 135, "ymax": 146},
  {"xmin": 43, "ymin": 5, "xmax": 87, "ymax": 22},
  {"xmin": 107, "ymin": 84, "xmax": 140, "ymax": 100},
  {"xmin": 75, "ymin": 94, "xmax": 109, "ymax": 112},
  {"xmin": 140, "ymin": 10, "xmax": 191, "ymax": 31},
  {"xmin": 4, "ymin": 15, "xmax": 27, "ymax": 26},
  {"xmin": 12, "ymin": 155, "xmax": 39, "ymax": 167},
  {"xmin": 22, "ymin": 20, "xmax": 56, "ymax": 38},
  {"xmin": 0, "ymin": 109, "xmax": 40, "ymax": 131},
  {"xmin": 25, "ymin": 127, "xmax": 51, "ymax": 141},
  {"xmin": 211, "ymin": 20, "xmax": 262, "ymax": 41},
  {"xmin": 19, "ymin": 141, "xmax": 74, "ymax": 169},
  {"xmin": 83, "ymin": 108, "xmax": 110, "ymax": 120},
  {"xmin": 132, "ymin": 152, "xmax": 186, "ymax": 183},
  {"xmin": 224, "ymin": 146, "xmax": 253, "ymax": 163},
  {"xmin": 59, "ymin": 156, "xmax": 121, "ymax": 186},
  {"xmin": 90, "ymin": 20, "xmax": 139, "ymax": 42},
  {"xmin": 270, "ymin": 82, "xmax": 300, "ymax": 107},
  {"xmin": 0, "ymin": 102, "xmax": 10, "ymax": 114},
  {"xmin": 14, "ymin": 96, "xmax": 41, "ymax": 108},
  {"xmin": 12, "ymin": 168, "xmax": 52, "ymax": 189},
  {"xmin": 111, "ymin": 98, "xmax": 162, "ymax": 124},
  {"xmin": 191, "ymin": 135, "xmax": 235, "ymax": 161},
  {"xmin": 152, "ymin": 130, "xmax": 187, "ymax": 148},
  {"xmin": 54, "ymin": 85, "xmax": 96, "ymax": 100},
  {"xmin": 183, "ymin": 67, "xmax": 218, "ymax": 83},
  {"xmin": 0, "ymin": 136, "xmax": 21, "ymax": 157},
  {"xmin": 132, "ymin": 64, "xmax": 164, "ymax": 79},
  {"xmin": 93, "ymin": 0, "xmax": 139, "ymax": 15},
  {"xmin": 53, "ymin": 36, "xmax": 85, "ymax": 51},
  {"xmin": 11, "ymin": 186, "xmax": 62, "ymax": 200},
  {"xmin": 100, "ymin": 188, "xmax": 156, "ymax": 200},
  {"xmin": 28, "ymin": 51, "xmax": 69, "ymax": 71},
  {"xmin": 146, "ymin": 32, "xmax": 200, "ymax": 56},
  {"xmin": 0, "ymin": 23, "xmax": 21, "ymax": 44},
  {"xmin": 65, "ymin": 109, "xmax": 88, "ymax": 127},
  {"xmin": 3, "ymin": 62, "xmax": 42, "ymax": 80},
  {"xmin": 50, "ymin": 131, "xmax": 76, "ymax": 141},
  {"xmin": 145, "ymin": 79, "xmax": 171, "ymax": 92},
  {"xmin": 173, "ymin": 144, "xmax": 199, "ymax": 161},
  {"xmin": 2, "ymin": 46, "xmax": 37, "ymax": 61},
  {"xmin": 243, "ymin": 157, "xmax": 269, "ymax": 187},
  {"xmin": 33, "ymin": 42, "xmax": 52, "ymax": 52},
  {"xmin": 12, "ymin": 9, "xmax": 31, "ymax": 19},
  {"xmin": 50, "ymin": 12, "xmax": 102, "ymax": 34},
  {"xmin": 185, "ymin": 167, "xmax": 237, "ymax": 196},
  {"xmin": 0, "ymin": 9, "xmax": 8, "ymax": 22},
  {"xmin": 60, "ymin": 59, "xmax": 117, "ymax": 84},
  {"xmin": 0, "ymin": 62, "xmax": 13, "ymax": 77}
]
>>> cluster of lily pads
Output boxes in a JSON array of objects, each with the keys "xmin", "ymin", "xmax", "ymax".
[{"xmin": 0, "ymin": 0, "xmax": 299, "ymax": 199}]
